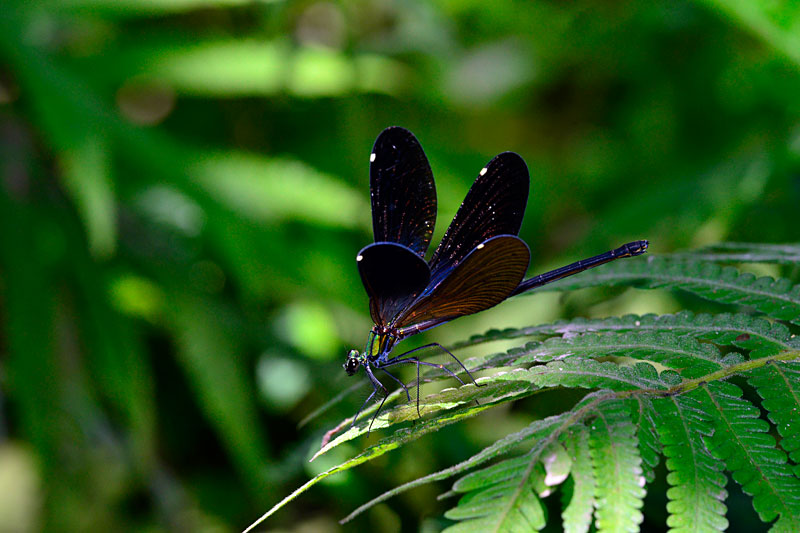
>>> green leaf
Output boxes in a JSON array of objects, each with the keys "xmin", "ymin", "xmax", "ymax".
[
  {"xmin": 70, "ymin": 256, "xmax": 156, "ymax": 469},
  {"xmin": 700, "ymin": 381, "xmax": 800, "ymax": 529},
  {"xmin": 496, "ymin": 358, "xmax": 666, "ymax": 393},
  {"xmin": 167, "ymin": 294, "xmax": 272, "ymax": 492},
  {"xmin": 0, "ymin": 195, "xmax": 63, "ymax": 470},
  {"xmin": 51, "ymin": 0, "xmax": 256, "ymax": 17},
  {"xmin": 122, "ymin": 39, "xmax": 406, "ymax": 98},
  {"xmin": 588, "ymin": 400, "xmax": 645, "ymax": 533},
  {"xmin": 188, "ymin": 150, "xmax": 367, "ymax": 229},
  {"xmin": 632, "ymin": 397, "xmax": 661, "ymax": 483},
  {"xmin": 443, "ymin": 487, "xmax": 545, "ymax": 532},
  {"xmin": 340, "ymin": 413, "xmax": 575, "ymax": 524},
  {"xmin": 59, "ymin": 137, "xmax": 117, "ymax": 258},
  {"xmin": 248, "ymin": 400, "xmax": 538, "ymax": 532},
  {"xmin": 561, "ymin": 428, "xmax": 596, "ymax": 533},
  {"xmin": 443, "ymin": 410, "xmax": 602, "ymax": 532},
  {"xmin": 269, "ymin": 309, "xmax": 800, "ymax": 531},
  {"xmin": 542, "ymin": 257, "xmax": 800, "ymax": 325},
  {"xmin": 455, "ymin": 311, "xmax": 796, "ymax": 359},
  {"xmin": 513, "ymin": 331, "xmax": 724, "ymax": 377},
  {"xmin": 699, "ymin": 0, "xmax": 800, "ymax": 68},
  {"xmin": 672, "ymin": 242, "xmax": 800, "ymax": 264},
  {"xmin": 264, "ymin": 333, "xmax": 800, "ymax": 531},
  {"xmin": 313, "ymin": 379, "xmax": 531, "ymax": 459},
  {"xmin": 748, "ymin": 362, "xmax": 800, "ymax": 469},
  {"xmin": 653, "ymin": 394, "xmax": 728, "ymax": 532}
]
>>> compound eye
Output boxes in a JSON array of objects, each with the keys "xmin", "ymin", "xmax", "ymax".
[{"xmin": 344, "ymin": 357, "xmax": 360, "ymax": 376}]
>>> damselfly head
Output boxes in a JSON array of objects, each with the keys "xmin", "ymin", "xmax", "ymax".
[{"xmin": 344, "ymin": 350, "xmax": 361, "ymax": 376}]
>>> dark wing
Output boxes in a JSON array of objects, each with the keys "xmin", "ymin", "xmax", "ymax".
[
  {"xmin": 370, "ymin": 127, "xmax": 437, "ymax": 257},
  {"xmin": 391, "ymin": 235, "xmax": 530, "ymax": 334},
  {"xmin": 428, "ymin": 152, "xmax": 528, "ymax": 285},
  {"xmin": 356, "ymin": 242, "xmax": 431, "ymax": 326}
]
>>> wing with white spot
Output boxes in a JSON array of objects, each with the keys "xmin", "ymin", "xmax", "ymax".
[
  {"xmin": 428, "ymin": 152, "xmax": 529, "ymax": 284},
  {"xmin": 370, "ymin": 127, "xmax": 436, "ymax": 258}
]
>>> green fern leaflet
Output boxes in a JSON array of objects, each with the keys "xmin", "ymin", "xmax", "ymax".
[{"xmin": 246, "ymin": 245, "xmax": 800, "ymax": 532}]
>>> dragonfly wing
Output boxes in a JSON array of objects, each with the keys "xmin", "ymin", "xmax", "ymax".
[
  {"xmin": 370, "ymin": 127, "xmax": 437, "ymax": 258},
  {"xmin": 428, "ymin": 152, "xmax": 529, "ymax": 284},
  {"xmin": 357, "ymin": 242, "xmax": 431, "ymax": 326},
  {"xmin": 392, "ymin": 235, "xmax": 530, "ymax": 333}
]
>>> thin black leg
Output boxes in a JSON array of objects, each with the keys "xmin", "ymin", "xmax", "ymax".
[
  {"xmin": 380, "ymin": 367, "xmax": 411, "ymax": 402},
  {"xmin": 351, "ymin": 387, "xmax": 377, "ymax": 429},
  {"xmin": 380, "ymin": 357, "xmax": 467, "ymax": 417},
  {"xmin": 364, "ymin": 364, "xmax": 389, "ymax": 435},
  {"xmin": 359, "ymin": 343, "xmax": 484, "ymax": 431},
  {"xmin": 416, "ymin": 355, "xmax": 420, "ymax": 417},
  {"xmin": 351, "ymin": 363, "xmax": 388, "ymax": 430},
  {"xmin": 387, "ymin": 342, "xmax": 483, "ymax": 387},
  {"xmin": 382, "ymin": 358, "xmax": 482, "ymax": 414},
  {"xmin": 385, "ymin": 357, "xmax": 466, "ymax": 385},
  {"xmin": 368, "ymin": 390, "xmax": 389, "ymax": 435}
]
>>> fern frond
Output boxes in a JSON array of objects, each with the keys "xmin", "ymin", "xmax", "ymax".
[
  {"xmin": 456, "ymin": 311, "xmax": 795, "ymax": 358},
  {"xmin": 652, "ymin": 393, "xmax": 728, "ymax": 532},
  {"xmin": 443, "ymin": 486, "xmax": 545, "ymax": 533},
  {"xmin": 513, "ymin": 331, "xmax": 723, "ymax": 376},
  {"xmin": 632, "ymin": 397, "xmax": 661, "ymax": 483},
  {"xmin": 588, "ymin": 399, "xmax": 645, "ymax": 533},
  {"xmin": 340, "ymin": 413, "xmax": 572, "ymax": 524},
  {"xmin": 442, "ymin": 433, "xmax": 573, "ymax": 532},
  {"xmin": 673, "ymin": 242, "xmax": 800, "ymax": 264},
  {"xmin": 445, "ymin": 455, "xmax": 548, "ymax": 532},
  {"xmin": 255, "ymin": 243, "xmax": 800, "ymax": 532},
  {"xmin": 542, "ymin": 257, "xmax": 800, "ymax": 325},
  {"xmin": 562, "ymin": 427, "xmax": 596, "ymax": 533},
  {"xmin": 700, "ymin": 381, "xmax": 800, "ymax": 530},
  {"xmin": 441, "ymin": 393, "xmax": 618, "ymax": 533},
  {"xmin": 492, "ymin": 358, "xmax": 665, "ymax": 394},
  {"xmin": 748, "ymin": 362, "xmax": 800, "ymax": 469}
]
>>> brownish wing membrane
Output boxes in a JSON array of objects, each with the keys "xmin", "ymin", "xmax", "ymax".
[
  {"xmin": 370, "ymin": 127, "xmax": 437, "ymax": 258},
  {"xmin": 392, "ymin": 235, "xmax": 530, "ymax": 334},
  {"xmin": 356, "ymin": 242, "xmax": 431, "ymax": 326},
  {"xmin": 427, "ymin": 152, "xmax": 528, "ymax": 284}
]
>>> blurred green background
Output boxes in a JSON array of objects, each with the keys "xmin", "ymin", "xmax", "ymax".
[{"xmin": 1, "ymin": 0, "xmax": 799, "ymax": 531}]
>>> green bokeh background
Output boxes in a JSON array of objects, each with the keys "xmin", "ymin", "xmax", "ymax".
[{"xmin": 1, "ymin": 0, "xmax": 799, "ymax": 531}]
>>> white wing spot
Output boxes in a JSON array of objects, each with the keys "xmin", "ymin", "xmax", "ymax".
[
  {"xmin": 356, "ymin": 255, "xmax": 363, "ymax": 261},
  {"xmin": 480, "ymin": 167, "xmax": 488, "ymax": 176},
  {"xmin": 370, "ymin": 153, "xmax": 376, "ymax": 162},
  {"xmin": 476, "ymin": 243, "xmax": 485, "ymax": 250}
]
